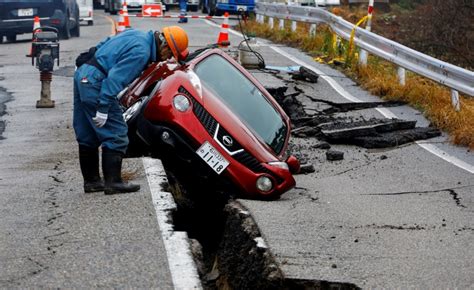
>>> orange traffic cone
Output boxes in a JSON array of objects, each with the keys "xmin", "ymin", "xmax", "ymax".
[
  {"xmin": 27, "ymin": 16, "xmax": 41, "ymax": 56},
  {"xmin": 217, "ymin": 12, "xmax": 230, "ymax": 47},
  {"xmin": 116, "ymin": 10, "xmax": 125, "ymax": 33},
  {"xmin": 122, "ymin": 2, "xmax": 131, "ymax": 28},
  {"xmin": 33, "ymin": 16, "xmax": 41, "ymax": 31}
]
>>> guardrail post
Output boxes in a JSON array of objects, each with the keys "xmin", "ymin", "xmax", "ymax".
[
  {"xmin": 451, "ymin": 89, "xmax": 461, "ymax": 111},
  {"xmin": 291, "ymin": 20, "xmax": 297, "ymax": 32},
  {"xmin": 279, "ymin": 18, "xmax": 285, "ymax": 30},
  {"xmin": 359, "ymin": 0, "xmax": 374, "ymax": 66},
  {"xmin": 268, "ymin": 17, "xmax": 274, "ymax": 29},
  {"xmin": 397, "ymin": 67, "xmax": 406, "ymax": 86},
  {"xmin": 310, "ymin": 23, "xmax": 317, "ymax": 36}
]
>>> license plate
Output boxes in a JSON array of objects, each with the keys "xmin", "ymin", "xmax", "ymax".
[
  {"xmin": 18, "ymin": 8, "xmax": 34, "ymax": 17},
  {"xmin": 196, "ymin": 141, "xmax": 229, "ymax": 175},
  {"xmin": 236, "ymin": 5, "xmax": 247, "ymax": 11}
]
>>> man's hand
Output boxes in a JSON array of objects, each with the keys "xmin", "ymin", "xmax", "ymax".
[{"xmin": 92, "ymin": 112, "xmax": 108, "ymax": 128}]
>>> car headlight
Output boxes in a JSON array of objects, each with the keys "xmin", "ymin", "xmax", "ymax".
[
  {"xmin": 268, "ymin": 161, "xmax": 289, "ymax": 171},
  {"xmin": 256, "ymin": 176, "xmax": 273, "ymax": 192},
  {"xmin": 173, "ymin": 94, "xmax": 190, "ymax": 112}
]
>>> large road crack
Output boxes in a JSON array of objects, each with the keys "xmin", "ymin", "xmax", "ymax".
[
  {"xmin": 362, "ymin": 185, "xmax": 473, "ymax": 208},
  {"xmin": 43, "ymin": 160, "xmax": 67, "ymax": 255}
]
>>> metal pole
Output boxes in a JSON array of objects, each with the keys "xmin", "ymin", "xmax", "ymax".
[
  {"xmin": 310, "ymin": 23, "xmax": 317, "ymax": 36},
  {"xmin": 451, "ymin": 89, "xmax": 460, "ymax": 111},
  {"xmin": 397, "ymin": 66, "xmax": 406, "ymax": 86},
  {"xmin": 279, "ymin": 18, "xmax": 285, "ymax": 30},
  {"xmin": 359, "ymin": 0, "xmax": 374, "ymax": 66}
]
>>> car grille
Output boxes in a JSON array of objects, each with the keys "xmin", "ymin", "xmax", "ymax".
[
  {"xmin": 232, "ymin": 151, "xmax": 271, "ymax": 174},
  {"xmin": 179, "ymin": 86, "xmax": 218, "ymax": 137},
  {"xmin": 179, "ymin": 86, "xmax": 277, "ymax": 178}
]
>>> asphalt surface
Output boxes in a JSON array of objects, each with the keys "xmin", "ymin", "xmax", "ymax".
[
  {"xmin": 240, "ymin": 43, "xmax": 474, "ymax": 288},
  {"xmin": 0, "ymin": 14, "xmax": 174, "ymax": 288},
  {"xmin": 0, "ymin": 8, "xmax": 473, "ymax": 289}
]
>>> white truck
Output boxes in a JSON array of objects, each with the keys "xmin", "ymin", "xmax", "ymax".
[{"xmin": 77, "ymin": 0, "xmax": 94, "ymax": 25}]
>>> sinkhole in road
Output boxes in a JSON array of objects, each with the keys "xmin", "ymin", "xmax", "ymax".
[
  {"xmin": 154, "ymin": 76, "xmax": 441, "ymax": 289},
  {"xmin": 161, "ymin": 159, "xmax": 359, "ymax": 290}
]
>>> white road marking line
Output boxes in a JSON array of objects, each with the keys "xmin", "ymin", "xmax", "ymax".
[
  {"xmin": 142, "ymin": 157, "xmax": 202, "ymax": 290},
  {"xmin": 415, "ymin": 142, "xmax": 474, "ymax": 174},
  {"xmin": 206, "ymin": 23, "xmax": 473, "ymax": 174}
]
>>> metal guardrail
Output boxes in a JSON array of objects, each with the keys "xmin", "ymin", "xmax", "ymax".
[{"xmin": 255, "ymin": 3, "xmax": 474, "ymax": 98}]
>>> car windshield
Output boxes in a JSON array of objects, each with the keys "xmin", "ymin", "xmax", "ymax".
[{"xmin": 194, "ymin": 54, "xmax": 287, "ymax": 155}]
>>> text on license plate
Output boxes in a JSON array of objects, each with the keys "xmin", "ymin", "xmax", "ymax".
[
  {"xmin": 18, "ymin": 8, "xmax": 34, "ymax": 17},
  {"xmin": 236, "ymin": 5, "xmax": 247, "ymax": 11},
  {"xmin": 196, "ymin": 142, "xmax": 229, "ymax": 175}
]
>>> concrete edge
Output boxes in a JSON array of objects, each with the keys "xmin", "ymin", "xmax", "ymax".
[{"xmin": 142, "ymin": 157, "xmax": 202, "ymax": 290}]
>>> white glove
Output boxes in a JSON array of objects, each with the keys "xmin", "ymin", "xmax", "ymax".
[{"xmin": 92, "ymin": 112, "xmax": 108, "ymax": 128}]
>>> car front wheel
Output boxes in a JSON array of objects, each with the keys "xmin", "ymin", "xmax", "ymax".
[
  {"xmin": 60, "ymin": 17, "xmax": 71, "ymax": 39},
  {"xmin": 71, "ymin": 12, "xmax": 80, "ymax": 37}
]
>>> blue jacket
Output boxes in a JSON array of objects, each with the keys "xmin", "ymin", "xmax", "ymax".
[{"xmin": 95, "ymin": 29, "xmax": 157, "ymax": 114}]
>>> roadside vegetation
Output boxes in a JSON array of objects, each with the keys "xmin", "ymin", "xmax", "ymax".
[{"xmin": 240, "ymin": 0, "xmax": 474, "ymax": 148}]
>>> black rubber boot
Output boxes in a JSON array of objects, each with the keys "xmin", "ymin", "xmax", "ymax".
[
  {"xmin": 79, "ymin": 145, "xmax": 104, "ymax": 193},
  {"xmin": 102, "ymin": 149, "xmax": 140, "ymax": 195}
]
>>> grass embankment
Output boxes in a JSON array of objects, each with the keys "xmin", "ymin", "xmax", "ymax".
[{"xmin": 241, "ymin": 15, "xmax": 474, "ymax": 149}]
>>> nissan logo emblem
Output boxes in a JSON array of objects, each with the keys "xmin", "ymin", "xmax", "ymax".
[{"xmin": 222, "ymin": 135, "xmax": 233, "ymax": 147}]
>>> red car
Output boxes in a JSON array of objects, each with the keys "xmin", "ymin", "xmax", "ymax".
[{"xmin": 119, "ymin": 48, "xmax": 300, "ymax": 200}]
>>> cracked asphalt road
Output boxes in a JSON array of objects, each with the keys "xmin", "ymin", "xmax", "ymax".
[
  {"xmin": 241, "ymin": 45, "xmax": 474, "ymax": 288},
  {"xmin": 0, "ymin": 9, "xmax": 472, "ymax": 288}
]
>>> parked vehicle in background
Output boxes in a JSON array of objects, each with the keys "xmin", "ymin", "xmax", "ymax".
[
  {"xmin": 0, "ymin": 0, "xmax": 80, "ymax": 42},
  {"xmin": 77, "ymin": 0, "xmax": 93, "ymax": 25},
  {"xmin": 119, "ymin": 48, "xmax": 300, "ymax": 200},
  {"xmin": 105, "ymin": 0, "xmax": 168, "ymax": 14},
  {"xmin": 256, "ymin": 0, "xmax": 340, "ymax": 7},
  {"xmin": 93, "ymin": 0, "xmax": 104, "ymax": 8},
  {"xmin": 201, "ymin": 0, "xmax": 253, "ymax": 16},
  {"xmin": 104, "ymin": 0, "xmax": 119, "ymax": 14},
  {"xmin": 162, "ymin": 0, "xmax": 198, "ymax": 12}
]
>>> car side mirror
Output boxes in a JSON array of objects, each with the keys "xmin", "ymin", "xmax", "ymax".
[{"xmin": 286, "ymin": 155, "xmax": 300, "ymax": 174}]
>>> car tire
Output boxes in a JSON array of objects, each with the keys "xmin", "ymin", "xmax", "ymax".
[
  {"xmin": 88, "ymin": 20, "xmax": 93, "ymax": 26},
  {"xmin": 71, "ymin": 10, "xmax": 80, "ymax": 37},
  {"xmin": 60, "ymin": 17, "xmax": 71, "ymax": 39},
  {"xmin": 215, "ymin": 8, "xmax": 222, "ymax": 16},
  {"xmin": 71, "ymin": 22, "xmax": 80, "ymax": 37},
  {"xmin": 6, "ymin": 34, "xmax": 17, "ymax": 42}
]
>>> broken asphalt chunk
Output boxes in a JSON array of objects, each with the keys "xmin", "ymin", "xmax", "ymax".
[
  {"xmin": 320, "ymin": 118, "xmax": 417, "ymax": 140},
  {"xmin": 292, "ymin": 126, "xmax": 320, "ymax": 138},
  {"xmin": 297, "ymin": 163, "xmax": 316, "ymax": 174},
  {"xmin": 326, "ymin": 150, "xmax": 344, "ymax": 161},
  {"xmin": 312, "ymin": 141, "xmax": 331, "ymax": 150},
  {"xmin": 352, "ymin": 127, "xmax": 442, "ymax": 148},
  {"xmin": 291, "ymin": 66, "xmax": 319, "ymax": 83}
]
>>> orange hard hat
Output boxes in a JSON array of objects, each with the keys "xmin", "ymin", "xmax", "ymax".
[{"xmin": 162, "ymin": 26, "xmax": 189, "ymax": 61}]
